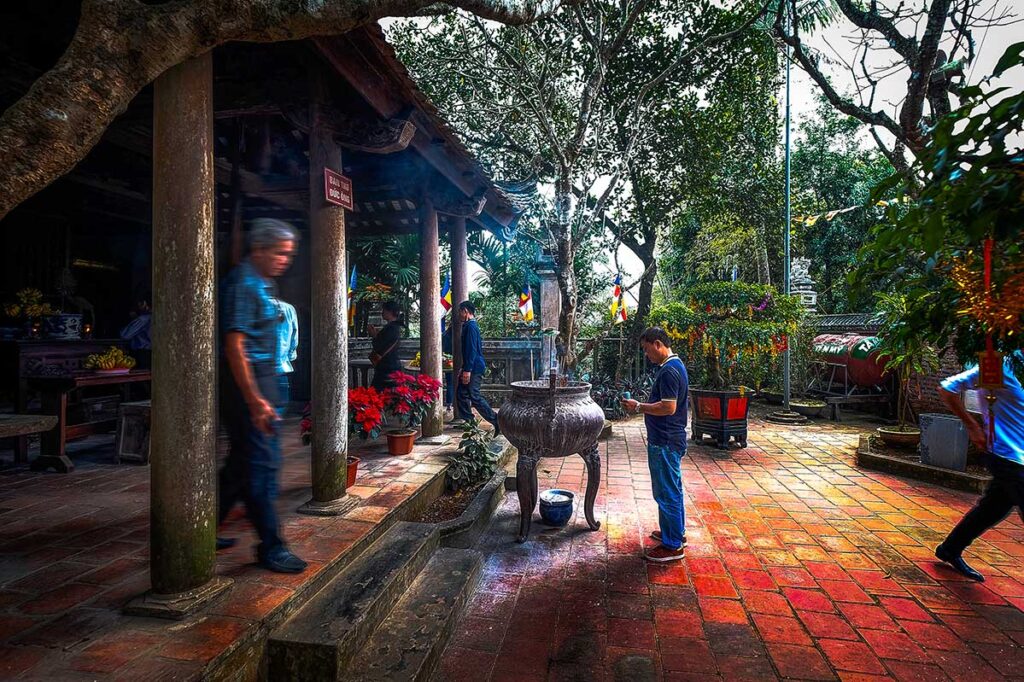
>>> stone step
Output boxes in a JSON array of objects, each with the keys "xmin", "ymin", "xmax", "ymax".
[
  {"xmin": 341, "ymin": 547, "xmax": 483, "ymax": 682},
  {"xmin": 267, "ymin": 522, "xmax": 440, "ymax": 681}
]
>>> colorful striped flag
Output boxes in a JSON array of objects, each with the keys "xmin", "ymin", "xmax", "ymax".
[
  {"xmin": 347, "ymin": 265, "xmax": 357, "ymax": 326},
  {"xmin": 518, "ymin": 278, "xmax": 534, "ymax": 322},
  {"xmin": 440, "ymin": 273, "xmax": 452, "ymax": 312},
  {"xmin": 610, "ymin": 274, "xmax": 627, "ymax": 325}
]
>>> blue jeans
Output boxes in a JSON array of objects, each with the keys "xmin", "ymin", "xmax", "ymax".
[
  {"xmin": 219, "ymin": 366, "xmax": 285, "ymax": 559},
  {"xmin": 456, "ymin": 372, "xmax": 497, "ymax": 427},
  {"xmin": 648, "ymin": 444, "xmax": 686, "ymax": 549},
  {"xmin": 443, "ymin": 370, "xmax": 454, "ymax": 407}
]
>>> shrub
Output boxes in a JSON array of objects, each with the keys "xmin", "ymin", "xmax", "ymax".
[{"xmin": 446, "ymin": 419, "xmax": 499, "ymax": 492}]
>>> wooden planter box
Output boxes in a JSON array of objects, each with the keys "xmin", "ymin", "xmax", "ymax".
[{"xmin": 691, "ymin": 388, "xmax": 750, "ymax": 449}]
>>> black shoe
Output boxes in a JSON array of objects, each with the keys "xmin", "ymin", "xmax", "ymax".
[
  {"xmin": 216, "ymin": 537, "xmax": 236, "ymax": 551},
  {"xmin": 936, "ymin": 544, "xmax": 984, "ymax": 582},
  {"xmin": 261, "ymin": 549, "xmax": 308, "ymax": 574}
]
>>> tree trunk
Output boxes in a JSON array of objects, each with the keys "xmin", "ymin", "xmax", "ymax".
[
  {"xmin": 552, "ymin": 180, "xmax": 580, "ymax": 370},
  {"xmin": 615, "ymin": 245, "xmax": 656, "ymax": 382}
]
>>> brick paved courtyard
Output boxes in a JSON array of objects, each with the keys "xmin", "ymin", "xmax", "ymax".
[
  {"xmin": 438, "ymin": 412, "xmax": 1024, "ymax": 682},
  {"xmin": 0, "ymin": 424, "xmax": 452, "ymax": 680}
]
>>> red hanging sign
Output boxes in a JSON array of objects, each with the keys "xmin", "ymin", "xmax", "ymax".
[{"xmin": 324, "ymin": 168, "xmax": 353, "ymax": 209}]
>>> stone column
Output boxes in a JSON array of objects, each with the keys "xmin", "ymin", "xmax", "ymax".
[
  {"xmin": 418, "ymin": 197, "xmax": 444, "ymax": 441},
  {"xmin": 450, "ymin": 216, "xmax": 468, "ymax": 385},
  {"xmin": 300, "ymin": 71, "xmax": 350, "ymax": 516},
  {"xmin": 127, "ymin": 53, "xmax": 230, "ymax": 619},
  {"xmin": 537, "ymin": 255, "xmax": 561, "ymax": 331}
]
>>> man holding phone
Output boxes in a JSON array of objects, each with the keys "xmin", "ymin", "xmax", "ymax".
[
  {"xmin": 621, "ymin": 327, "xmax": 689, "ymax": 563},
  {"xmin": 217, "ymin": 218, "xmax": 307, "ymax": 574}
]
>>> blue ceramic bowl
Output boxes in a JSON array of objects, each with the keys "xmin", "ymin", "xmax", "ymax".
[{"xmin": 539, "ymin": 489, "xmax": 575, "ymax": 527}]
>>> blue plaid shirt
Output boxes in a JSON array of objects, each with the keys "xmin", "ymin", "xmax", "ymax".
[{"xmin": 220, "ymin": 260, "xmax": 280, "ymax": 367}]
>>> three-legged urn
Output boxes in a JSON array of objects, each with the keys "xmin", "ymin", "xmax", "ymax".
[{"xmin": 497, "ymin": 375, "xmax": 605, "ymax": 542}]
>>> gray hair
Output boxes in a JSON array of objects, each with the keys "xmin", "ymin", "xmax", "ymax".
[{"xmin": 249, "ymin": 218, "xmax": 299, "ymax": 250}]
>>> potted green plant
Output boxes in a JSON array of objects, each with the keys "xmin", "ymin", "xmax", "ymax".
[
  {"xmin": 652, "ymin": 282, "xmax": 803, "ymax": 448},
  {"xmin": 873, "ymin": 292, "xmax": 940, "ymax": 449},
  {"xmin": 382, "ymin": 371, "xmax": 442, "ymax": 455}
]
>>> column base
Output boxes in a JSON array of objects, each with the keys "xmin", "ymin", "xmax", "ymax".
[
  {"xmin": 124, "ymin": 576, "xmax": 232, "ymax": 620},
  {"xmin": 298, "ymin": 495, "xmax": 358, "ymax": 516},
  {"xmin": 415, "ymin": 434, "xmax": 451, "ymax": 446},
  {"xmin": 766, "ymin": 410, "xmax": 808, "ymax": 425}
]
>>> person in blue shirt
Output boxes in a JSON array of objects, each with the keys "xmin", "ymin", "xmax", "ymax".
[
  {"xmin": 935, "ymin": 352, "xmax": 1024, "ymax": 581},
  {"xmin": 217, "ymin": 218, "xmax": 306, "ymax": 574},
  {"xmin": 442, "ymin": 315, "xmax": 454, "ymax": 414},
  {"xmin": 274, "ymin": 298, "xmax": 298, "ymax": 418},
  {"xmin": 621, "ymin": 327, "xmax": 689, "ymax": 563},
  {"xmin": 455, "ymin": 301, "xmax": 498, "ymax": 433}
]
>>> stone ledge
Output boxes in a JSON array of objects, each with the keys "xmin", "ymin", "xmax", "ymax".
[
  {"xmin": 438, "ymin": 438, "xmax": 516, "ymax": 549},
  {"xmin": 855, "ymin": 434, "xmax": 990, "ymax": 494}
]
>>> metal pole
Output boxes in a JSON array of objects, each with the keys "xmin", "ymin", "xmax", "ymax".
[{"xmin": 782, "ymin": 4, "xmax": 792, "ymax": 413}]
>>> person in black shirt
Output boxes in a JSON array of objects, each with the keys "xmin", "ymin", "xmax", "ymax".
[
  {"xmin": 621, "ymin": 327, "xmax": 689, "ymax": 563},
  {"xmin": 369, "ymin": 301, "xmax": 404, "ymax": 390}
]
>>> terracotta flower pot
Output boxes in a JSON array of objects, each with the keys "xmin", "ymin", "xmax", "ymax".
[
  {"xmin": 877, "ymin": 426, "xmax": 921, "ymax": 449},
  {"xmin": 385, "ymin": 429, "xmax": 417, "ymax": 456},
  {"xmin": 346, "ymin": 456, "xmax": 360, "ymax": 488}
]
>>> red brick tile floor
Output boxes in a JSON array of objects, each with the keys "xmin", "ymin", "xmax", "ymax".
[
  {"xmin": 0, "ymin": 418, "xmax": 455, "ymax": 680},
  {"xmin": 437, "ymin": 409, "xmax": 1024, "ymax": 682}
]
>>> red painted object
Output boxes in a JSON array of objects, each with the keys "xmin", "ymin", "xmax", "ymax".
[
  {"xmin": 386, "ymin": 429, "xmax": 416, "ymax": 455},
  {"xmin": 346, "ymin": 456, "xmax": 360, "ymax": 488},
  {"xmin": 812, "ymin": 334, "xmax": 888, "ymax": 387},
  {"xmin": 691, "ymin": 388, "xmax": 750, "ymax": 449}
]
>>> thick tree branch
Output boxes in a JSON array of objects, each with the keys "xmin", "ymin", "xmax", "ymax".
[{"xmin": 0, "ymin": 0, "xmax": 575, "ymax": 220}]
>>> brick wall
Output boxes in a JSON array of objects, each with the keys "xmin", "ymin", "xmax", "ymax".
[{"xmin": 910, "ymin": 346, "xmax": 964, "ymax": 416}]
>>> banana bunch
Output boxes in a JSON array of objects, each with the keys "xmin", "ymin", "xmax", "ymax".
[
  {"xmin": 85, "ymin": 346, "xmax": 137, "ymax": 371},
  {"xmin": 409, "ymin": 351, "xmax": 422, "ymax": 368}
]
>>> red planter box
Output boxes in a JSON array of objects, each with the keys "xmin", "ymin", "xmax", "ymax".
[{"xmin": 691, "ymin": 388, "xmax": 750, "ymax": 449}]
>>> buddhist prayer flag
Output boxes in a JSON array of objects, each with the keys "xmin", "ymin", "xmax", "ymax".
[
  {"xmin": 610, "ymin": 274, "xmax": 627, "ymax": 325},
  {"xmin": 518, "ymin": 278, "xmax": 534, "ymax": 322},
  {"xmin": 347, "ymin": 265, "xmax": 357, "ymax": 326},
  {"xmin": 440, "ymin": 273, "xmax": 452, "ymax": 312}
]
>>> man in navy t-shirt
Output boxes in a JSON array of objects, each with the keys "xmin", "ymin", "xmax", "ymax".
[{"xmin": 622, "ymin": 327, "xmax": 689, "ymax": 562}]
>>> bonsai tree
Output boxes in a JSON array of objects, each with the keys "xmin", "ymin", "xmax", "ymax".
[
  {"xmin": 383, "ymin": 371, "xmax": 442, "ymax": 433},
  {"xmin": 873, "ymin": 292, "xmax": 940, "ymax": 433},
  {"xmin": 651, "ymin": 282, "xmax": 804, "ymax": 389}
]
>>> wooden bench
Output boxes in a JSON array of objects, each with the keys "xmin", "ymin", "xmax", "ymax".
[{"xmin": 0, "ymin": 414, "xmax": 58, "ymax": 464}]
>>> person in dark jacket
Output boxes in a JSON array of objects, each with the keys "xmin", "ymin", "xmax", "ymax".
[
  {"xmin": 369, "ymin": 300, "xmax": 405, "ymax": 390},
  {"xmin": 455, "ymin": 301, "xmax": 498, "ymax": 432}
]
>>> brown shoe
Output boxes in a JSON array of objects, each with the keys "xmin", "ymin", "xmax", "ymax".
[
  {"xmin": 650, "ymin": 530, "xmax": 687, "ymax": 545},
  {"xmin": 644, "ymin": 544, "xmax": 686, "ymax": 563}
]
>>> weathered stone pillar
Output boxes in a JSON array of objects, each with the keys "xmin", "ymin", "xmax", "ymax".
[
  {"xmin": 418, "ymin": 197, "xmax": 444, "ymax": 440},
  {"xmin": 127, "ymin": 53, "xmax": 230, "ymax": 619},
  {"xmin": 450, "ymin": 216, "xmax": 469, "ymax": 385},
  {"xmin": 537, "ymin": 254, "xmax": 561, "ymax": 331},
  {"xmin": 300, "ymin": 72, "xmax": 350, "ymax": 516}
]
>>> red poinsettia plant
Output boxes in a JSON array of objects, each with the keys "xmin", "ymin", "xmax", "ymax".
[
  {"xmin": 348, "ymin": 386, "xmax": 387, "ymax": 440},
  {"xmin": 382, "ymin": 371, "xmax": 442, "ymax": 432}
]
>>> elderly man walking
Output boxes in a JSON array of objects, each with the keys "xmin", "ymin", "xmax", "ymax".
[
  {"xmin": 217, "ymin": 218, "xmax": 307, "ymax": 574},
  {"xmin": 621, "ymin": 327, "xmax": 689, "ymax": 563},
  {"xmin": 935, "ymin": 352, "xmax": 1024, "ymax": 582}
]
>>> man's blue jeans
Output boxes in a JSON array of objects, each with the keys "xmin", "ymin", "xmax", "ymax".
[
  {"xmin": 219, "ymin": 366, "xmax": 285, "ymax": 560},
  {"xmin": 456, "ymin": 372, "xmax": 497, "ymax": 427},
  {"xmin": 648, "ymin": 444, "xmax": 686, "ymax": 550}
]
